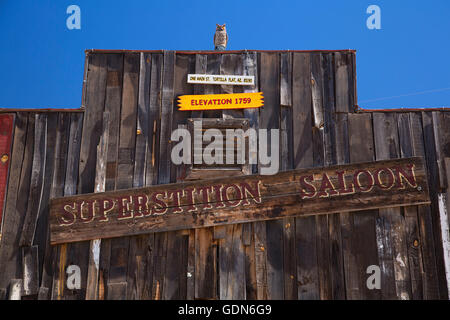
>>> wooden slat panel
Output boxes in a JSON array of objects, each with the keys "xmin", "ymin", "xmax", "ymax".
[
  {"xmin": 292, "ymin": 53, "xmax": 318, "ymax": 300},
  {"xmin": 241, "ymin": 51, "xmax": 259, "ymax": 300},
  {"xmin": 78, "ymin": 53, "xmax": 108, "ymax": 194},
  {"xmin": 280, "ymin": 52, "xmax": 296, "ymax": 300},
  {"xmin": 346, "ymin": 113, "xmax": 380, "ymax": 300},
  {"xmin": 39, "ymin": 113, "xmax": 71, "ymax": 300},
  {"xmin": 373, "ymin": 112, "xmax": 412, "ymax": 300},
  {"xmin": 99, "ymin": 53, "xmax": 124, "ymax": 300},
  {"xmin": 86, "ymin": 112, "xmax": 110, "ymax": 300},
  {"xmin": 259, "ymin": 52, "xmax": 283, "ymax": 300},
  {"xmin": 64, "ymin": 54, "xmax": 108, "ymax": 301},
  {"xmin": 104, "ymin": 54, "xmax": 124, "ymax": 192},
  {"xmin": 330, "ymin": 57, "xmax": 348, "ymax": 300},
  {"xmin": 51, "ymin": 112, "xmax": 84, "ymax": 300},
  {"xmin": 397, "ymin": 113, "xmax": 424, "ymax": 299},
  {"xmin": 0, "ymin": 113, "xmax": 31, "ymax": 291},
  {"xmin": 334, "ymin": 52, "xmax": 353, "ymax": 113},
  {"xmin": 108, "ymin": 53, "xmax": 140, "ymax": 299},
  {"xmin": 419, "ymin": 111, "xmax": 444, "ymax": 299},
  {"xmin": 20, "ymin": 114, "xmax": 47, "ymax": 246}
]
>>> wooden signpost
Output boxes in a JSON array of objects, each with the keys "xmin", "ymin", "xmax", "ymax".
[
  {"xmin": 49, "ymin": 157, "xmax": 430, "ymax": 245},
  {"xmin": 177, "ymin": 92, "xmax": 264, "ymax": 111}
]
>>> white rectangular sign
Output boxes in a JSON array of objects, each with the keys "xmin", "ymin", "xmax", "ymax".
[{"xmin": 187, "ymin": 74, "xmax": 255, "ymax": 86}]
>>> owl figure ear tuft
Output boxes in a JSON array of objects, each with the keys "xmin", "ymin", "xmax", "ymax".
[{"xmin": 216, "ymin": 24, "xmax": 220, "ymax": 27}]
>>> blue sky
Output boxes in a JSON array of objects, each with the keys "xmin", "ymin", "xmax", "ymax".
[{"xmin": 0, "ymin": 0, "xmax": 449, "ymax": 109}]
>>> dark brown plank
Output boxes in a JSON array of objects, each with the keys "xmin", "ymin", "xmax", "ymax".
[
  {"xmin": 419, "ymin": 111, "xmax": 443, "ymax": 299},
  {"xmin": 104, "ymin": 53, "xmax": 124, "ymax": 192},
  {"xmin": 39, "ymin": 113, "xmax": 71, "ymax": 299},
  {"xmin": 280, "ymin": 53, "xmax": 296, "ymax": 300},
  {"xmin": 51, "ymin": 112, "xmax": 84, "ymax": 300},
  {"xmin": 191, "ymin": 54, "xmax": 207, "ymax": 119},
  {"xmin": 20, "ymin": 114, "xmax": 47, "ymax": 246},
  {"xmin": 293, "ymin": 53, "xmax": 319, "ymax": 300},
  {"xmin": 259, "ymin": 52, "xmax": 283, "ymax": 300},
  {"xmin": 334, "ymin": 52, "xmax": 353, "ymax": 113},
  {"xmin": 397, "ymin": 113, "xmax": 424, "ymax": 299},
  {"xmin": 78, "ymin": 53, "xmax": 108, "ymax": 194},
  {"xmin": 346, "ymin": 113, "xmax": 380, "ymax": 300},
  {"xmin": 125, "ymin": 53, "xmax": 151, "ymax": 300}
]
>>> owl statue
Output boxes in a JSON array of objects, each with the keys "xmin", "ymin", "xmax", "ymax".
[{"xmin": 214, "ymin": 24, "xmax": 228, "ymax": 51}]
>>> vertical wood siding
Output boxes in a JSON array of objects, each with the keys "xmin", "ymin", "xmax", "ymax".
[{"xmin": 0, "ymin": 50, "xmax": 448, "ymax": 300}]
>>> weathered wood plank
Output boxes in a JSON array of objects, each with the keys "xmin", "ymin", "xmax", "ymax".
[
  {"xmin": 419, "ymin": 111, "xmax": 443, "ymax": 299},
  {"xmin": 51, "ymin": 112, "xmax": 84, "ymax": 300},
  {"xmin": 104, "ymin": 53, "xmax": 124, "ymax": 192},
  {"xmin": 259, "ymin": 52, "xmax": 283, "ymax": 300},
  {"xmin": 242, "ymin": 52, "xmax": 259, "ymax": 176},
  {"xmin": 107, "ymin": 53, "xmax": 140, "ymax": 299},
  {"xmin": 98, "ymin": 54, "xmax": 124, "ymax": 300},
  {"xmin": 292, "ymin": 52, "xmax": 318, "ymax": 300},
  {"xmin": 218, "ymin": 224, "xmax": 245, "ymax": 299},
  {"xmin": 373, "ymin": 112, "xmax": 411, "ymax": 300},
  {"xmin": 8, "ymin": 279, "xmax": 22, "ymax": 300},
  {"xmin": 20, "ymin": 114, "xmax": 47, "ymax": 247},
  {"xmin": 397, "ymin": 113, "xmax": 424, "ymax": 299},
  {"xmin": 432, "ymin": 112, "xmax": 447, "ymax": 190},
  {"xmin": 203, "ymin": 54, "xmax": 222, "ymax": 118},
  {"xmin": 194, "ymin": 227, "xmax": 217, "ymax": 299},
  {"xmin": 345, "ymin": 113, "xmax": 379, "ymax": 300},
  {"xmin": 86, "ymin": 112, "xmax": 110, "ymax": 300},
  {"xmin": 334, "ymin": 52, "xmax": 353, "ymax": 113},
  {"xmin": 0, "ymin": 113, "xmax": 27, "ymax": 291},
  {"xmin": 280, "ymin": 52, "xmax": 292, "ymax": 107},
  {"xmin": 221, "ymin": 54, "xmax": 244, "ymax": 119},
  {"xmin": 107, "ymin": 282, "xmax": 127, "ymax": 300},
  {"xmin": 191, "ymin": 54, "xmax": 207, "ymax": 119},
  {"xmin": 330, "ymin": 79, "xmax": 348, "ymax": 300},
  {"xmin": 186, "ymin": 229, "xmax": 195, "ymax": 300},
  {"xmin": 40, "ymin": 113, "xmax": 71, "ymax": 300},
  {"xmin": 441, "ymin": 159, "xmax": 450, "ymax": 297},
  {"xmin": 117, "ymin": 53, "xmax": 139, "ymax": 190},
  {"xmin": 22, "ymin": 245, "xmax": 39, "ymax": 296},
  {"xmin": 63, "ymin": 56, "xmax": 108, "ymax": 303},
  {"xmin": 78, "ymin": 53, "xmax": 108, "ymax": 194},
  {"xmin": 280, "ymin": 52, "xmax": 296, "ymax": 300}
]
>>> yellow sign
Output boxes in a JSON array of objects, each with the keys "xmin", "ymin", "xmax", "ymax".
[{"xmin": 177, "ymin": 92, "xmax": 264, "ymax": 111}]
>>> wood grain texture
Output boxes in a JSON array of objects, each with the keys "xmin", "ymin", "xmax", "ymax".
[
  {"xmin": 345, "ymin": 113, "xmax": 380, "ymax": 300},
  {"xmin": 373, "ymin": 112, "xmax": 411, "ymax": 300},
  {"xmin": 0, "ymin": 113, "xmax": 27, "ymax": 291}
]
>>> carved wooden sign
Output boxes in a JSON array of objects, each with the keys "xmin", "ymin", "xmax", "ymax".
[{"xmin": 49, "ymin": 157, "xmax": 430, "ymax": 244}]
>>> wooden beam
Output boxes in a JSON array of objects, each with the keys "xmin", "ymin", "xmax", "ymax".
[{"xmin": 50, "ymin": 157, "xmax": 430, "ymax": 244}]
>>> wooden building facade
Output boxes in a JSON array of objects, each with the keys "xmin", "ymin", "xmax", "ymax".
[{"xmin": 0, "ymin": 49, "xmax": 449, "ymax": 300}]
